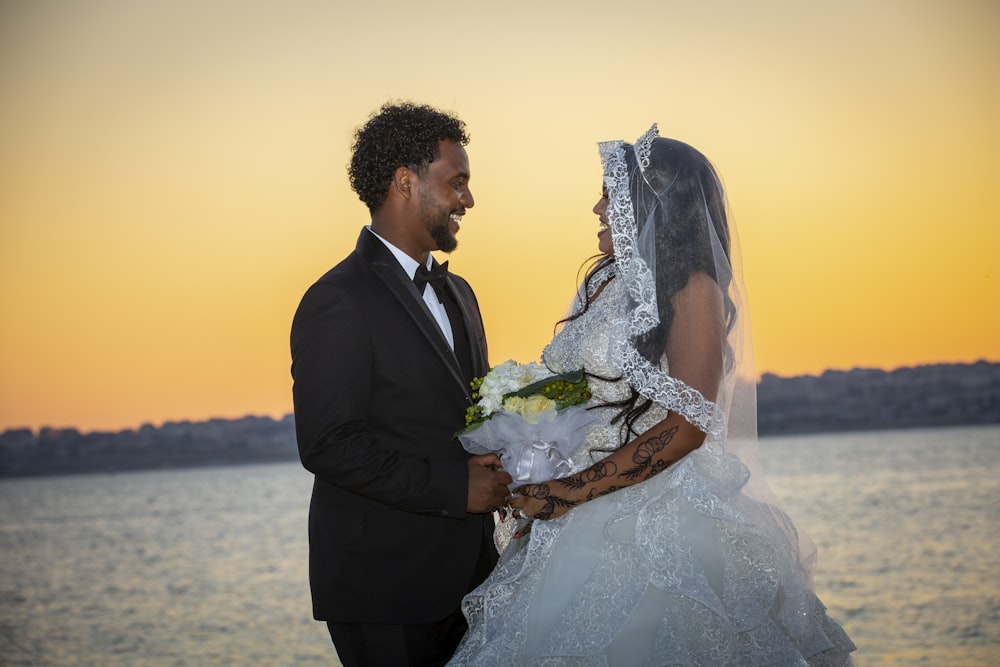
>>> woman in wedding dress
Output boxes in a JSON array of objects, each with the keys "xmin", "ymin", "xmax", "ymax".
[{"xmin": 448, "ymin": 126, "xmax": 856, "ymax": 666}]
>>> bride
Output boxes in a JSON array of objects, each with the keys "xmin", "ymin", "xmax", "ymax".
[{"xmin": 448, "ymin": 126, "xmax": 856, "ymax": 666}]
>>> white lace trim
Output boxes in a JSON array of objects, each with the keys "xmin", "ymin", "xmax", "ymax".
[
  {"xmin": 616, "ymin": 340, "xmax": 726, "ymax": 438},
  {"xmin": 598, "ymin": 132, "xmax": 724, "ymax": 437}
]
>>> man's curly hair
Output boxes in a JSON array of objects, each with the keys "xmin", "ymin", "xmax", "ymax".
[{"xmin": 348, "ymin": 102, "xmax": 470, "ymax": 212}]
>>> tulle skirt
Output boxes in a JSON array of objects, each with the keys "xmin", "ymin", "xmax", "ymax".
[{"xmin": 448, "ymin": 439, "xmax": 856, "ymax": 666}]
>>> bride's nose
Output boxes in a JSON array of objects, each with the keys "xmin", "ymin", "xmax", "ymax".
[{"xmin": 593, "ymin": 197, "xmax": 607, "ymax": 217}]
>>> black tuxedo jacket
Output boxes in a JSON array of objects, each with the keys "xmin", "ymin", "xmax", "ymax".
[{"xmin": 290, "ymin": 228, "xmax": 495, "ymax": 624}]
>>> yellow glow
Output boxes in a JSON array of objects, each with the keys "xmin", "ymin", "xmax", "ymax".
[{"xmin": 1, "ymin": 0, "xmax": 997, "ymax": 432}]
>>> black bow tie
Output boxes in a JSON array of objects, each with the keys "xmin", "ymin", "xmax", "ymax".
[{"xmin": 413, "ymin": 261, "xmax": 449, "ymax": 297}]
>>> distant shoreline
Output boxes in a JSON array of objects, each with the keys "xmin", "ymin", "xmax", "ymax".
[{"xmin": 2, "ymin": 361, "xmax": 998, "ymax": 478}]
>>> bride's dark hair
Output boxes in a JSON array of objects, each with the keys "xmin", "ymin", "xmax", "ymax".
[{"xmin": 559, "ymin": 139, "xmax": 737, "ymax": 445}]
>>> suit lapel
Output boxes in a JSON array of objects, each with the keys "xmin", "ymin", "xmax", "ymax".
[
  {"xmin": 445, "ymin": 276, "xmax": 487, "ymax": 377},
  {"xmin": 356, "ymin": 230, "xmax": 472, "ymax": 400}
]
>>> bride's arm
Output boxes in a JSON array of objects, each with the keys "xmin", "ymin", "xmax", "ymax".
[{"xmin": 512, "ymin": 274, "xmax": 725, "ymax": 522}]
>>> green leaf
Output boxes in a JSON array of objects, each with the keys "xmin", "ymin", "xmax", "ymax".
[{"xmin": 512, "ymin": 370, "xmax": 586, "ymax": 398}]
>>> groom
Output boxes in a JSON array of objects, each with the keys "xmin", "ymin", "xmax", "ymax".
[{"xmin": 290, "ymin": 102, "xmax": 512, "ymax": 666}]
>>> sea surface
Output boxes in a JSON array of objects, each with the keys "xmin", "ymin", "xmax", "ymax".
[{"xmin": 1, "ymin": 425, "xmax": 997, "ymax": 666}]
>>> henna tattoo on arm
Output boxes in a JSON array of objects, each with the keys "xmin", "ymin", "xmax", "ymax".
[
  {"xmin": 621, "ymin": 424, "xmax": 679, "ymax": 481},
  {"xmin": 515, "ymin": 482, "xmax": 550, "ymax": 501},
  {"xmin": 556, "ymin": 460, "xmax": 618, "ymax": 491},
  {"xmin": 515, "ymin": 422, "xmax": 685, "ymax": 519},
  {"xmin": 518, "ymin": 482, "xmax": 581, "ymax": 521},
  {"xmin": 587, "ymin": 484, "xmax": 625, "ymax": 502}
]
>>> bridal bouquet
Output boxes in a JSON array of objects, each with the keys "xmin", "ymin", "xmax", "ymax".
[{"xmin": 459, "ymin": 360, "xmax": 597, "ymax": 486}]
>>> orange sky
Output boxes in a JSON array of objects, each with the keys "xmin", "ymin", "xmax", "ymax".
[{"xmin": 1, "ymin": 0, "xmax": 997, "ymax": 433}]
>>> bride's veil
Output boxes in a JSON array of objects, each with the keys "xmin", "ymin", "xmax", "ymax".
[{"xmin": 597, "ymin": 124, "xmax": 818, "ymax": 580}]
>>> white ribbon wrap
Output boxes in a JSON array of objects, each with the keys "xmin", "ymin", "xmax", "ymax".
[{"xmin": 458, "ymin": 405, "xmax": 598, "ymax": 486}]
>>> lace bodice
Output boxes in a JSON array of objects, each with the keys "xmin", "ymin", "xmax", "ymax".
[
  {"xmin": 542, "ymin": 277, "xmax": 671, "ymax": 470},
  {"xmin": 543, "ymin": 277, "xmax": 635, "ymax": 405}
]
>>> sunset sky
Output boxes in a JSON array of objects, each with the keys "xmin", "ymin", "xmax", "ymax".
[{"xmin": 1, "ymin": 0, "xmax": 997, "ymax": 433}]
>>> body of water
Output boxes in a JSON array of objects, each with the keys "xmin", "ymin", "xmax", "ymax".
[{"xmin": 1, "ymin": 425, "xmax": 998, "ymax": 666}]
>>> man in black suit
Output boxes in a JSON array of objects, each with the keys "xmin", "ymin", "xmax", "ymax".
[{"xmin": 290, "ymin": 102, "xmax": 512, "ymax": 666}]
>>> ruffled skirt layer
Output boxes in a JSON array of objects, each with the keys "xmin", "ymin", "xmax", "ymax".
[{"xmin": 449, "ymin": 440, "xmax": 855, "ymax": 667}]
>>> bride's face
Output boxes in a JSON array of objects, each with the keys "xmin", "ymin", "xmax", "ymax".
[{"xmin": 593, "ymin": 187, "xmax": 613, "ymax": 255}]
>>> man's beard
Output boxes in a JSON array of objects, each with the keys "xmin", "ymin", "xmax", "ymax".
[
  {"xmin": 420, "ymin": 196, "xmax": 458, "ymax": 253},
  {"xmin": 429, "ymin": 220, "xmax": 457, "ymax": 253}
]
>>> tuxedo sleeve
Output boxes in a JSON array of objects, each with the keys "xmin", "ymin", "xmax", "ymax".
[{"xmin": 290, "ymin": 280, "xmax": 469, "ymax": 518}]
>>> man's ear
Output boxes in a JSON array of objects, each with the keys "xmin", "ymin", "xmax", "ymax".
[{"xmin": 392, "ymin": 166, "xmax": 414, "ymax": 200}]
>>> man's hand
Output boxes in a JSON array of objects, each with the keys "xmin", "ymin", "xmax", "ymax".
[{"xmin": 466, "ymin": 454, "xmax": 512, "ymax": 513}]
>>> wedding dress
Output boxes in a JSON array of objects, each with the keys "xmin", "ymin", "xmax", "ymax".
[
  {"xmin": 449, "ymin": 278, "xmax": 855, "ymax": 666},
  {"xmin": 448, "ymin": 126, "xmax": 855, "ymax": 666}
]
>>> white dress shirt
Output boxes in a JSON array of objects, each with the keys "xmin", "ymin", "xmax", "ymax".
[{"xmin": 366, "ymin": 227, "xmax": 455, "ymax": 350}]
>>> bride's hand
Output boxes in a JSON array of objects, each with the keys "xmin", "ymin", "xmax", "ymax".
[{"xmin": 509, "ymin": 480, "xmax": 582, "ymax": 522}]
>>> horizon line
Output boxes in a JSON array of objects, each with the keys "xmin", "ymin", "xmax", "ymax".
[{"xmin": 4, "ymin": 359, "xmax": 997, "ymax": 437}]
